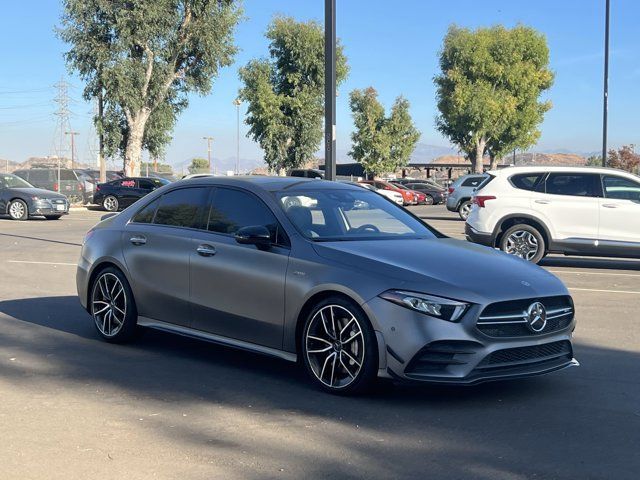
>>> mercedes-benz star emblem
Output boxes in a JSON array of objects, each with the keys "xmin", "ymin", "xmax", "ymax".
[{"xmin": 526, "ymin": 302, "xmax": 547, "ymax": 333}]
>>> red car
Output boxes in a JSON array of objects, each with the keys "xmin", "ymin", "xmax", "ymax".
[{"xmin": 360, "ymin": 180, "xmax": 416, "ymax": 205}]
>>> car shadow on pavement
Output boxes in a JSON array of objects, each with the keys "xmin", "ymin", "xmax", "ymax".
[
  {"xmin": 0, "ymin": 295, "xmax": 638, "ymax": 479},
  {"xmin": 541, "ymin": 255, "xmax": 640, "ymax": 271}
]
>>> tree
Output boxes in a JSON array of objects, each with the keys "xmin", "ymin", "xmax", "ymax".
[
  {"xmin": 435, "ymin": 25, "xmax": 554, "ymax": 173},
  {"xmin": 59, "ymin": 0, "xmax": 242, "ymax": 176},
  {"xmin": 608, "ymin": 145, "xmax": 640, "ymax": 173},
  {"xmin": 349, "ymin": 87, "xmax": 420, "ymax": 177},
  {"xmin": 239, "ymin": 17, "xmax": 349, "ymax": 174},
  {"xmin": 188, "ymin": 157, "xmax": 209, "ymax": 174},
  {"xmin": 586, "ymin": 155, "xmax": 602, "ymax": 167}
]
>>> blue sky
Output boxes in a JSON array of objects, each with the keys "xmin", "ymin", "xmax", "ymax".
[{"xmin": 1, "ymin": 0, "xmax": 638, "ymax": 171}]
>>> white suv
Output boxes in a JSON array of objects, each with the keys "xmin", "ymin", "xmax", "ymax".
[{"xmin": 465, "ymin": 166, "xmax": 640, "ymax": 263}]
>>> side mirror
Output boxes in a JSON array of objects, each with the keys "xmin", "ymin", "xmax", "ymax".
[{"xmin": 235, "ymin": 225, "xmax": 272, "ymax": 249}]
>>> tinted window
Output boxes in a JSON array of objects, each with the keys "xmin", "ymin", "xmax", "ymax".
[
  {"xmin": 510, "ymin": 173, "xmax": 544, "ymax": 191},
  {"xmin": 60, "ymin": 170, "xmax": 78, "ymax": 181},
  {"xmin": 208, "ymin": 188, "xmax": 282, "ymax": 243},
  {"xmin": 461, "ymin": 176, "xmax": 485, "ymax": 187},
  {"xmin": 138, "ymin": 179, "xmax": 157, "ymax": 190},
  {"xmin": 119, "ymin": 179, "xmax": 136, "ymax": 188},
  {"xmin": 154, "ymin": 187, "xmax": 208, "ymax": 228},
  {"xmin": 603, "ymin": 176, "xmax": 640, "ymax": 201},
  {"xmin": 131, "ymin": 198, "xmax": 160, "ymax": 224},
  {"xmin": 545, "ymin": 173, "xmax": 599, "ymax": 197},
  {"xmin": 28, "ymin": 170, "xmax": 51, "ymax": 182}
]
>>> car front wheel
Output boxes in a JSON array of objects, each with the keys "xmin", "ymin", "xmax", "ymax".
[
  {"xmin": 500, "ymin": 224, "xmax": 546, "ymax": 263},
  {"xmin": 90, "ymin": 267, "xmax": 138, "ymax": 343},
  {"xmin": 8, "ymin": 199, "xmax": 28, "ymax": 220},
  {"xmin": 458, "ymin": 200, "xmax": 472, "ymax": 220},
  {"xmin": 302, "ymin": 296, "xmax": 378, "ymax": 395}
]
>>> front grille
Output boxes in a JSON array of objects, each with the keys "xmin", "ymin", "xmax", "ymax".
[
  {"xmin": 405, "ymin": 340, "xmax": 481, "ymax": 375},
  {"xmin": 476, "ymin": 341, "xmax": 572, "ymax": 371},
  {"xmin": 50, "ymin": 198, "xmax": 66, "ymax": 205},
  {"xmin": 477, "ymin": 296, "xmax": 573, "ymax": 337}
]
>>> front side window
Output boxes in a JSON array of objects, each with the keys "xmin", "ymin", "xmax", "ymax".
[
  {"xmin": 278, "ymin": 188, "xmax": 436, "ymax": 241},
  {"xmin": 131, "ymin": 198, "xmax": 160, "ymax": 224},
  {"xmin": 603, "ymin": 175, "xmax": 640, "ymax": 201},
  {"xmin": 208, "ymin": 188, "xmax": 284, "ymax": 244},
  {"xmin": 545, "ymin": 173, "xmax": 600, "ymax": 197},
  {"xmin": 154, "ymin": 187, "xmax": 208, "ymax": 228},
  {"xmin": 0, "ymin": 174, "xmax": 33, "ymax": 189}
]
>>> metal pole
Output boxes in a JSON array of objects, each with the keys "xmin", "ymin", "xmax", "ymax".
[
  {"xmin": 98, "ymin": 90, "xmax": 106, "ymax": 183},
  {"xmin": 602, "ymin": 0, "xmax": 610, "ymax": 168},
  {"xmin": 324, "ymin": 0, "xmax": 336, "ymax": 181},
  {"xmin": 234, "ymin": 98, "xmax": 241, "ymax": 175},
  {"xmin": 203, "ymin": 136, "xmax": 213, "ymax": 174},
  {"xmin": 65, "ymin": 131, "xmax": 79, "ymax": 169}
]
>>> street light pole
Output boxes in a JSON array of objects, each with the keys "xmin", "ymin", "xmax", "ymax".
[
  {"xmin": 602, "ymin": 0, "xmax": 611, "ymax": 167},
  {"xmin": 65, "ymin": 131, "xmax": 79, "ymax": 169},
  {"xmin": 324, "ymin": 0, "xmax": 336, "ymax": 181},
  {"xmin": 234, "ymin": 98, "xmax": 242, "ymax": 175},
  {"xmin": 203, "ymin": 136, "xmax": 214, "ymax": 174}
]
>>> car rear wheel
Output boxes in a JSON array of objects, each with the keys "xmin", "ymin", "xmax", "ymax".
[
  {"xmin": 8, "ymin": 199, "xmax": 28, "ymax": 220},
  {"xmin": 500, "ymin": 224, "xmax": 546, "ymax": 263},
  {"xmin": 90, "ymin": 267, "xmax": 138, "ymax": 343},
  {"xmin": 44, "ymin": 215, "xmax": 62, "ymax": 220},
  {"xmin": 302, "ymin": 296, "xmax": 378, "ymax": 395},
  {"xmin": 458, "ymin": 200, "xmax": 472, "ymax": 220},
  {"xmin": 424, "ymin": 194, "xmax": 434, "ymax": 205},
  {"xmin": 103, "ymin": 195, "xmax": 119, "ymax": 212}
]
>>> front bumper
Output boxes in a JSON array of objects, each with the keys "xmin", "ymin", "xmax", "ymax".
[
  {"xmin": 363, "ymin": 296, "xmax": 578, "ymax": 385},
  {"xmin": 31, "ymin": 199, "xmax": 69, "ymax": 216},
  {"xmin": 465, "ymin": 223, "xmax": 494, "ymax": 247}
]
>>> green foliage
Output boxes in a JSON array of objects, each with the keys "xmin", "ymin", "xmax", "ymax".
[
  {"xmin": 435, "ymin": 25, "xmax": 554, "ymax": 172},
  {"xmin": 59, "ymin": 0, "xmax": 242, "ymax": 174},
  {"xmin": 239, "ymin": 16, "xmax": 349, "ymax": 174},
  {"xmin": 188, "ymin": 157, "xmax": 210, "ymax": 174},
  {"xmin": 141, "ymin": 161, "xmax": 173, "ymax": 174},
  {"xmin": 586, "ymin": 155, "xmax": 602, "ymax": 167},
  {"xmin": 349, "ymin": 88, "xmax": 420, "ymax": 176}
]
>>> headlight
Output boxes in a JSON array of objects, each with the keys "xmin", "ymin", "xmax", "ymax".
[{"xmin": 379, "ymin": 290, "xmax": 469, "ymax": 322}]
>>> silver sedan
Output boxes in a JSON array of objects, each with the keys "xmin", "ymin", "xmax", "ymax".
[{"xmin": 76, "ymin": 177, "xmax": 577, "ymax": 394}]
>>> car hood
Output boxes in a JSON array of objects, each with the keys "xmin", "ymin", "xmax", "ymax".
[
  {"xmin": 312, "ymin": 238, "xmax": 567, "ymax": 304},
  {"xmin": 9, "ymin": 187, "xmax": 67, "ymax": 200}
]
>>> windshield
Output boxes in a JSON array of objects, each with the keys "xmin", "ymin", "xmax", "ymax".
[
  {"xmin": 0, "ymin": 174, "xmax": 33, "ymax": 189},
  {"xmin": 278, "ymin": 188, "xmax": 437, "ymax": 241}
]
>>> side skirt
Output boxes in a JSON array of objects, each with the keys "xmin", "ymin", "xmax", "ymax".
[{"xmin": 137, "ymin": 316, "xmax": 297, "ymax": 363}]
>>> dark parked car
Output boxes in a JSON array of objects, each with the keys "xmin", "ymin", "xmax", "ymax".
[
  {"xmin": 401, "ymin": 182, "xmax": 446, "ymax": 205},
  {"xmin": 13, "ymin": 167, "xmax": 85, "ymax": 204},
  {"xmin": 77, "ymin": 177, "xmax": 577, "ymax": 395},
  {"xmin": 0, "ymin": 173, "xmax": 69, "ymax": 220},
  {"xmin": 93, "ymin": 177, "xmax": 170, "ymax": 211},
  {"xmin": 289, "ymin": 168, "xmax": 324, "ymax": 179}
]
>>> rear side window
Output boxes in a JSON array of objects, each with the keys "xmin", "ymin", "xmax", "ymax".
[
  {"xmin": 154, "ymin": 187, "xmax": 208, "ymax": 228},
  {"xmin": 461, "ymin": 176, "xmax": 485, "ymax": 187},
  {"xmin": 545, "ymin": 173, "xmax": 600, "ymax": 197},
  {"xmin": 120, "ymin": 179, "xmax": 136, "ymax": 188},
  {"xmin": 510, "ymin": 173, "xmax": 544, "ymax": 191},
  {"xmin": 28, "ymin": 170, "xmax": 51, "ymax": 183},
  {"xmin": 60, "ymin": 170, "xmax": 78, "ymax": 181},
  {"xmin": 131, "ymin": 198, "xmax": 160, "ymax": 224},
  {"xmin": 207, "ymin": 187, "xmax": 284, "ymax": 244},
  {"xmin": 603, "ymin": 176, "xmax": 640, "ymax": 201}
]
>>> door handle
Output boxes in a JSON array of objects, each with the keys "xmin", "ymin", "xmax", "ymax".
[
  {"xmin": 534, "ymin": 199, "xmax": 550, "ymax": 204},
  {"xmin": 129, "ymin": 235, "xmax": 147, "ymax": 246},
  {"xmin": 602, "ymin": 203, "xmax": 619, "ymax": 208},
  {"xmin": 196, "ymin": 244, "xmax": 216, "ymax": 257}
]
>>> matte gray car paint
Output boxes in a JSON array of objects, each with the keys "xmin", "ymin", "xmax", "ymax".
[{"xmin": 78, "ymin": 177, "xmax": 577, "ymax": 384}]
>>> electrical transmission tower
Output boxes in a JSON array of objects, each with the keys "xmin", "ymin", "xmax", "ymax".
[{"xmin": 51, "ymin": 77, "xmax": 72, "ymax": 166}]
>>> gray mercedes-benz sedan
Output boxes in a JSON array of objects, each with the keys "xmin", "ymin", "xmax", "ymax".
[{"xmin": 77, "ymin": 176, "xmax": 578, "ymax": 394}]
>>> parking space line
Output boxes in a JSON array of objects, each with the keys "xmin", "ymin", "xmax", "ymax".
[
  {"xmin": 549, "ymin": 270, "xmax": 640, "ymax": 278},
  {"xmin": 7, "ymin": 260, "xmax": 76, "ymax": 266},
  {"xmin": 569, "ymin": 287, "xmax": 640, "ymax": 295}
]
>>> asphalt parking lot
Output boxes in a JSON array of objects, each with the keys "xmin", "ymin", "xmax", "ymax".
[{"xmin": 0, "ymin": 205, "xmax": 638, "ymax": 480}]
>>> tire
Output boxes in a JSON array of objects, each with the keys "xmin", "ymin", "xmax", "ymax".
[
  {"xmin": 458, "ymin": 200, "xmax": 472, "ymax": 220},
  {"xmin": 103, "ymin": 195, "xmax": 119, "ymax": 212},
  {"xmin": 90, "ymin": 267, "xmax": 138, "ymax": 343},
  {"xmin": 424, "ymin": 194, "xmax": 434, "ymax": 205},
  {"xmin": 500, "ymin": 223, "xmax": 546, "ymax": 263},
  {"xmin": 301, "ymin": 296, "xmax": 378, "ymax": 395},
  {"xmin": 44, "ymin": 215, "xmax": 62, "ymax": 220},
  {"xmin": 8, "ymin": 199, "xmax": 28, "ymax": 221}
]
